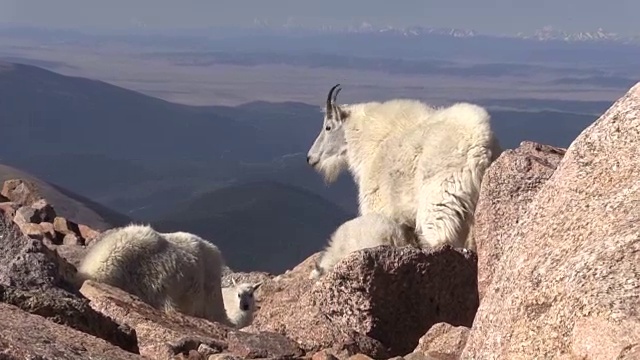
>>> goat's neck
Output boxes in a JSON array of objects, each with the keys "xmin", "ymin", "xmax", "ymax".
[{"xmin": 342, "ymin": 105, "xmax": 395, "ymax": 181}]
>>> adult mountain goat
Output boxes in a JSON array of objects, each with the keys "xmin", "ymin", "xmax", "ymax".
[
  {"xmin": 306, "ymin": 84, "xmax": 501, "ymax": 250},
  {"xmin": 76, "ymin": 224, "xmax": 233, "ymax": 327}
]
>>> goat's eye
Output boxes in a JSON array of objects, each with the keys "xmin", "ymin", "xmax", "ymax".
[
  {"xmin": 237, "ymin": 294, "xmax": 241, "ymax": 298},
  {"xmin": 325, "ymin": 126, "xmax": 331, "ymax": 131}
]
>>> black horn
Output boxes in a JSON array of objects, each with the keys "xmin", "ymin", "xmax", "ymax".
[
  {"xmin": 326, "ymin": 83, "xmax": 341, "ymax": 114},
  {"xmin": 332, "ymin": 86, "xmax": 342, "ymax": 104}
]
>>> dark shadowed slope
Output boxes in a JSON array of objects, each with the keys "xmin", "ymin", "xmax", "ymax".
[
  {"xmin": 0, "ymin": 61, "xmax": 269, "ymax": 163},
  {"xmin": 152, "ymin": 180, "xmax": 354, "ymax": 274},
  {"xmin": 0, "ymin": 163, "xmax": 130, "ymax": 230},
  {"xmin": 0, "ymin": 61, "xmax": 358, "ymax": 218},
  {"xmin": 487, "ymin": 109, "xmax": 597, "ymax": 150}
]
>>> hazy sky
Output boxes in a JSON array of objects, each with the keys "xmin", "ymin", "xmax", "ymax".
[{"xmin": 0, "ymin": 0, "xmax": 638, "ymax": 36}]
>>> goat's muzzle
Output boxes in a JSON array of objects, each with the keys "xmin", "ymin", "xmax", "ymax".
[{"xmin": 307, "ymin": 155, "xmax": 319, "ymax": 167}]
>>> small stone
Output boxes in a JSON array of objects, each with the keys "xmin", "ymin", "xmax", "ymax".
[
  {"xmin": 78, "ymin": 224, "xmax": 100, "ymax": 243},
  {"xmin": 403, "ymin": 353, "xmax": 431, "ymax": 360},
  {"xmin": 208, "ymin": 354, "xmax": 242, "ymax": 360},
  {"xmin": 197, "ymin": 343, "xmax": 220, "ymax": 357},
  {"xmin": 13, "ymin": 206, "xmax": 39, "ymax": 226},
  {"xmin": 53, "ymin": 216, "xmax": 81, "ymax": 237},
  {"xmin": 188, "ymin": 349, "xmax": 204, "ymax": 359},
  {"xmin": 0, "ymin": 202, "xmax": 19, "ymax": 220},
  {"xmin": 18, "ymin": 222, "xmax": 44, "ymax": 240},
  {"xmin": 51, "ymin": 244, "xmax": 88, "ymax": 268},
  {"xmin": 62, "ymin": 233, "xmax": 83, "ymax": 246},
  {"xmin": 347, "ymin": 354, "xmax": 375, "ymax": 360},
  {"xmin": 226, "ymin": 330, "xmax": 304, "ymax": 359},
  {"xmin": 31, "ymin": 199, "xmax": 56, "ymax": 223},
  {"xmin": 413, "ymin": 323, "xmax": 470, "ymax": 360},
  {"xmin": 38, "ymin": 222, "xmax": 58, "ymax": 243},
  {"xmin": 312, "ymin": 351, "xmax": 339, "ymax": 360},
  {"xmin": 311, "ymin": 349, "xmax": 339, "ymax": 360}
]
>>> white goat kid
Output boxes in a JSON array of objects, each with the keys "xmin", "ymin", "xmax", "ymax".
[
  {"xmin": 222, "ymin": 278, "xmax": 262, "ymax": 329},
  {"xmin": 306, "ymin": 84, "xmax": 501, "ymax": 251},
  {"xmin": 310, "ymin": 212, "xmax": 419, "ymax": 280}
]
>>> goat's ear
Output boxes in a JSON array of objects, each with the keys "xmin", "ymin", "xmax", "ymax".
[
  {"xmin": 337, "ymin": 107, "xmax": 350, "ymax": 123},
  {"xmin": 253, "ymin": 281, "xmax": 263, "ymax": 291}
]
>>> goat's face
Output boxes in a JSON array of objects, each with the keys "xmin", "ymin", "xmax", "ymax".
[
  {"xmin": 236, "ymin": 282, "xmax": 262, "ymax": 311},
  {"xmin": 307, "ymin": 84, "xmax": 349, "ymax": 183}
]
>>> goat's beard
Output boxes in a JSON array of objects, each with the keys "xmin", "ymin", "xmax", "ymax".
[{"xmin": 316, "ymin": 155, "xmax": 347, "ymax": 184}]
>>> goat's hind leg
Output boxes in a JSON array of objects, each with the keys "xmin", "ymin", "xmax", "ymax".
[{"xmin": 415, "ymin": 171, "xmax": 474, "ymax": 250}]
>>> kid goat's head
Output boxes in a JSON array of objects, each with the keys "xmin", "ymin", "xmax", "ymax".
[
  {"xmin": 307, "ymin": 83, "xmax": 350, "ymax": 183},
  {"xmin": 232, "ymin": 278, "xmax": 262, "ymax": 312}
]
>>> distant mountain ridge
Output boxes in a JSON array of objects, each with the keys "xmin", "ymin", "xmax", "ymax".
[
  {"xmin": 5, "ymin": 23, "xmax": 633, "ymax": 45},
  {"xmin": 246, "ymin": 23, "xmax": 640, "ymax": 45}
]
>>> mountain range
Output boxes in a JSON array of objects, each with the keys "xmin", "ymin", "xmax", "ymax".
[{"xmin": 249, "ymin": 22, "xmax": 640, "ymax": 45}]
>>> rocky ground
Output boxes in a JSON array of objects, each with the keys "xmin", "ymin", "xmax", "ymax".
[{"xmin": 0, "ymin": 82, "xmax": 639, "ymax": 359}]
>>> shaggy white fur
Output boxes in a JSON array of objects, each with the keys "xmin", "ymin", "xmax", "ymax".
[
  {"xmin": 307, "ymin": 85, "xmax": 502, "ymax": 250},
  {"xmin": 221, "ymin": 278, "xmax": 262, "ymax": 329},
  {"xmin": 309, "ymin": 213, "xmax": 420, "ymax": 279},
  {"xmin": 76, "ymin": 224, "xmax": 233, "ymax": 326}
]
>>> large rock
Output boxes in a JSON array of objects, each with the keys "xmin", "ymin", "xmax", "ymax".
[
  {"xmin": 0, "ymin": 219, "xmax": 76, "ymax": 291},
  {"xmin": 0, "ymin": 218, "xmax": 77, "ymax": 290},
  {"xmin": 248, "ymin": 252, "xmax": 389, "ymax": 359},
  {"xmin": 314, "ymin": 245, "xmax": 478, "ymax": 357},
  {"xmin": 461, "ymin": 82, "xmax": 640, "ymax": 358},
  {"xmin": 0, "ymin": 218, "xmax": 139, "ymax": 353},
  {"xmin": 1, "ymin": 178, "xmax": 42, "ymax": 207},
  {"xmin": 474, "ymin": 141, "xmax": 565, "ymax": 299},
  {"xmin": 0, "ymin": 302, "xmax": 141, "ymax": 359},
  {"xmin": 251, "ymin": 246, "xmax": 478, "ymax": 358},
  {"xmin": 80, "ymin": 280, "xmax": 231, "ymax": 359},
  {"xmin": 80, "ymin": 280, "xmax": 302, "ymax": 360},
  {"xmin": 0, "ymin": 284, "xmax": 138, "ymax": 354}
]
